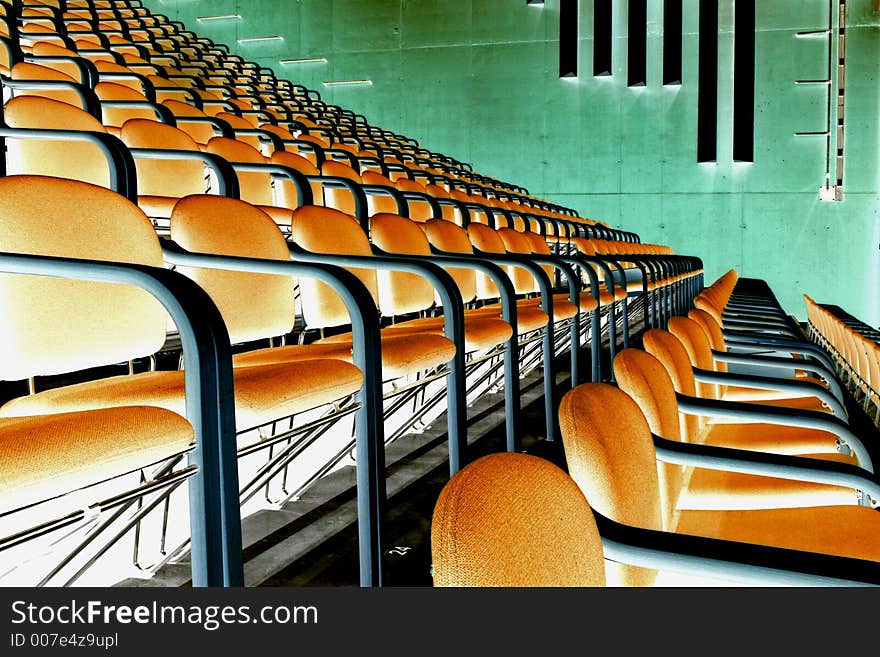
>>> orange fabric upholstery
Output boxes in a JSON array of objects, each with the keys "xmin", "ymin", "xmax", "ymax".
[{"xmin": 431, "ymin": 452, "xmax": 605, "ymax": 587}]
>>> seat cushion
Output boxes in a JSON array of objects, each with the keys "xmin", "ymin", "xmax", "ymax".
[
  {"xmin": 472, "ymin": 301, "xmax": 549, "ymax": 334},
  {"xmin": 607, "ymin": 287, "xmax": 628, "ymax": 302},
  {"xmin": 573, "ymin": 290, "xmax": 599, "ymax": 313},
  {"xmin": 519, "ymin": 294, "xmax": 579, "ymax": 321},
  {"xmin": 138, "ymin": 194, "xmax": 177, "ymax": 219},
  {"xmin": 700, "ymin": 422, "xmax": 841, "ymax": 455},
  {"xmin": 253, "ymin": 332, "xmax": 457, "ymax": 379},
  {"xmin": 627, "ymin": 280, "xmax": 660, "ymax": 293},
  {"xmin": 675, "ymin": 504, "xmax": 880, "ymax": 562},
  {"xmin": 0, "ymin": 406, "xmax": 193, "ymax": 514},
  {"xmin": 384, "ymin": 312, "xmax": 512, "ymax": 352},
  {"xmin": 677, "ymin": 467, "xmax": 858, "ymax": 511},
  {"xmin": 0, "ymin": 360, "xmax": 364, "ymax": 431},
  {"xmin": 597, "ymin": 289, "xmax": 626, "ymax": 306},
  {"xmin": 721, "ymin": 383, "xmax": 832, "ymax": 412},
  {"xmin": 257, "ymin": 204, "xmax": 295, "ymax": 231}
]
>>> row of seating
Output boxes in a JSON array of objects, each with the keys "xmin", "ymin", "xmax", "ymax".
[
  {"xmin": 1, "ymin": 0, "xmax": 619, "ymax": 234},
  {"xmin": 805, "ymin": 295, "xmax": 880, "ymax": 425},
  {"xmin": 0, "ymin": 0, "xmax": 701, "ymax": 588},
  {"xmin": 0, "ymin": 0, "xmax": 701, "ymax": 364},
  {"xmin": 432, "ymin": 272, "xmax": 880, "ymax": 586}
]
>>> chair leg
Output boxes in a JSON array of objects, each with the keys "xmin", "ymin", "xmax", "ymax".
[
  {"xmin": 445, "ymin": 343, "xmax": 468, "ymax": 476},
  {"xmin": 542, "ymin": 325, "xmax": 557, "ymax": 441},
  {"xmin": 591, "ymin": 307, "xmax": 602, "ymax": 381},
  {"xmin": 503, "ymin": 334, "xmax": 522, "ymax": 453}
]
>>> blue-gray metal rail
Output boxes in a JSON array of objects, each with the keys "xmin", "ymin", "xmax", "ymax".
[
  {"xmin": 0, "ymin": 251, "xmax": 243, "ymax": 587},
  {"xmin": 162, "ymin": 241, "xmax": 387, "ymax": 587}
]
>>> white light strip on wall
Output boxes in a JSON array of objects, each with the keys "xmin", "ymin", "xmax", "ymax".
[
  {"xmin": 323, "ymin": 79, "xmax": 372, "ymax": 87},
  {"xmin": 197, "ymin": 14, "xmax": 241, "ymax": 22},
  {"xmin": 237, "ymin": 36, "xmax": 284, "ymax": 44},
  {"xmin": 795, "ymin": 28, "xmax": 831, "ymax": 37},
  {"xmin": 280, "ymin": 57, "xmax": 328, "ymax": 64}
]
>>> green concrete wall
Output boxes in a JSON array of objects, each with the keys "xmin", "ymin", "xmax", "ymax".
[{"xmin": 148, "ymin": 0, "xmax": 880, "ymax": 324}]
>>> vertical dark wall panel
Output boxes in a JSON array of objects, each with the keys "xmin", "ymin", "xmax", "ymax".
[
  {"xmin": 733, "ymin": 0, "xmax": 756, "ymax": 161},
  {"xmin": 559, "ymin": 0, "xmax": 578, "ymax": 77},
  {"xmin": 628, "ymin": 0, "xmax": 647, "ymax": 86},
  {"xmin": 663, "ymin": 0, "xmax": 682, "ymax": 84},
  {"xmin": 593, "ymin": 0, "xmax": 612, "ymax": 76},
  {"xmin": 697, "ymin": 0, "xmax": 718, "ymax": 162}
]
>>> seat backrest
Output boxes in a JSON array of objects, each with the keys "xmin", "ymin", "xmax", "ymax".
[
  {"xmin": 613, "ymin": 345, "xmax": 686, "ymax": 440},
  {"xmin": 95, "ymin": 81, "xmax": 146, "ymax": 103},
  {"xmin": 72, "ymin": 40, "xmax": 117, "ymax": 65},
  {"xmin": 611, "ymin": 346, "xmax": 687, "ymax": 532},
  {"xmin": 712, "ymin": 270, "xmax": 738, "ymax": 303},
  {"xmin": 215, "ymin": 110, "xmax": 254, "ymax": 130},
  {"xmin": 0, "ymin": 175, "xmax": 167, "ymax": 380},
  {"xmin": 523, "ymin": 231, "xmax": 552, "ymax": 255},
  {"xmin": 319, "ymin": 159, "xmax": 362, "ymax": 216},
  {"xmin": 850, "ymin": 332, "xmax": 872, "ymax": 389},
  {"xmin": 278, "ymin": 135, "xmax": 320, "ymax": 167},
  {"xmin": 149, "ymin": 74, "xmax": 194, "ymax": 105},
  {"xmin": 162, "ymin": 99, "xmax": 216, "ymax": 144},
  {"xmin": 668, "ymin": 315, "xmax": 720, "ymax": 399},
  {"xmin": 361, "ymin": 170, "xmax": 399, "ymax": 216},
  {"xmin": 10, "ymin": 62, "xmax": 86, "ymax": 108},
  {"xmin": 69, "ymin": 33, "xmax": 102, "ymax": 46},
  {"xmin": 29, "ymin": 41, "xmax": 90, "ymax": 82},
  {"xmin": 169, "ymin": 195, "xmax": 295, "ymax": 344},
  {"xmin": 369, "ymin": 213, "xmax": 437, "ymax": 316},
  {"xmin": 215, "ymin": 111, "xmax": 264, "ymax": 152},
  {"xmin": 465, "ymin": 197, "xmax": 493, "ymax": 227},
  {"xmin": 290, "ymin": 204, "xmax": 379, "ymax": 328},
  {"xmin": 803, "ymin": 294, "xmax": 819, "ymax": 326},
  {"xmin": 572, "ymin": 237, "xmax": 597, "ymax": 256},
  {"xmin": 499, "ymin": 227, "xmax": 553, "ymax": 285},
  {"xmin": 20, "ymin": 24, "xmax": 67, "ymax": 49},
  {"xmin": 120, "ymin": 118, "xmax": 206, "ymax": 200},
  {"xmin": 270, "ymin": 150, "xmax": 320, "ymax": 210},
  {"xmin": 0, "ymin": 32, "xmax": 12, "ymax": 77},
  {"xmin": 93, "ymin": 59, "xmax": 151, "ymax": 93},
  {"xmin": 639, "ymin": 329, "xmax": 703, "ymax": 434},
  {"xmin": 449, "ymin": 187, "xmax": 472, "ymax": 207},
  {"xmin": 109, "ymin": 54, "xmax": 154, "ymax": 78},
  {"xmin": 227, "ymin": 99, "xmax": 261, "ymax": 124},
  {"xmin": 469, "ymin": 222, "xmax": 532, "ymax": 297},
  {"xmin": 486, "ymin": 202, "xmax": 509, "ymax": 229},
  {"xmin": 860, "ymin": 334, "xmax": 880, "ymax": 394},
  {"xmin": 259, "ymin": 123, "xmax": 296, "ymax": 141},
  {"xmin": 688, "ymin": 308, "xmax": 727, "ymax": 365},
  {"xmin": 702, "ymin": 286, "xmax": 728, "ymax": 310},
  {"xmin": 206, "ymin": 136, "xmax": 273, "ymax": 206},
  {"xmin": 394, "ymin": 177, "xmax": 434, "ymax": 222},
  {"xmin": 296, "ymin": 132, "xmax": 330, "ymax": 150},
  {"xmin": 559, "ymin": 382, "xmax": 661, "ymax": 587},
  {"xmin": 3, "ymin": 95, "xmax": 114, "ymax": 190},
  {"xmin": 424, "ymin": 183, "xmax": 461, "ymax": 223},
  {"xmin": 423, "ymin": 218, "xmax": 477, "ymax": 303},
  {"xmin": 494, "ymin": 227, "xmax": 527, "ymax": 254},
  {"xmin": 503, "ymin": 206, "xmax": 527, "ymax": 232},
  {"xmin": 424, "ymin": 182, "xmax": 449, "ymax": 197},
  {"xmin": 694, "ymin": 295, "xmax": 725, "ymax": 326},
  {"xmin": 431, "ymin": 452, "xmax": 606, "ymax": 587},
  {"xmin": 95, "ymin": 80, "xmax": 157, "ymax": 127}
]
